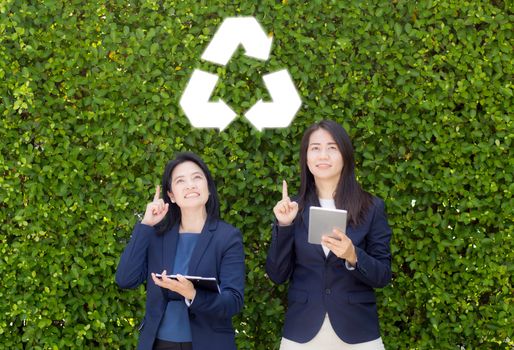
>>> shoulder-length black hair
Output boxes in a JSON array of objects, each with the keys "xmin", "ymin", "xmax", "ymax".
[
  {"xmin": 155, "ymin": 152, "xmax": 220, "ymax": 235},
  {"xmin": 298, "ymin": 120, "xmax": 372, "ymax": 227}
]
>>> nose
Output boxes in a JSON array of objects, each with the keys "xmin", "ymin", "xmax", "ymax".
[
  {"xmin": 185, "ymin": 180, "xmax": 197, "ymax": 190},
  {"xmin": 319, "ymin": 148, "xmax": 329, "ymax": 159}
]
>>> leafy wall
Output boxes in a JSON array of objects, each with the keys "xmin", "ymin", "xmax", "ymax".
[{"xmin": 1, "ymin": 0, "xmax": 512, "ymax": 349}]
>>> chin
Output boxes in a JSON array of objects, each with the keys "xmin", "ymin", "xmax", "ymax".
[
  {"xmin": 314, "ymin": 173, "xmax": 340, "ymax": 181},
  {"xmin": 180, "ymin": 199, "xmax": 208, "ymax": 208}
]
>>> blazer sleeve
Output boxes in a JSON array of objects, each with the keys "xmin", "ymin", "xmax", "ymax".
[
  {"xmin": 347, "ymin": 198, "xmax": 392, "ymax": 288},
  {"xmin": 115, "ymin": 222, "xmax": 153, "ymax": 289},
  {"xmin": 189, "ymin": 227, "xmax": 245, "ymax": 319},
  {"xmin": 265, "ymin": 223, "xmax": 296, "ymax": 284}
]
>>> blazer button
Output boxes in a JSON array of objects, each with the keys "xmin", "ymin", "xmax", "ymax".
[
  {"xmin": 190, "ymin": 313, "xmax": 196, "ymax": 320},
  {"xmin": 325, "ymin": 288, "xmax": 331, "ymax": 295}
]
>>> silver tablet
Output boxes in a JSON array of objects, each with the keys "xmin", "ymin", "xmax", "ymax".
[{"xmin": 308, "ymin": 206, "xmax": 347, "ymax": 245}]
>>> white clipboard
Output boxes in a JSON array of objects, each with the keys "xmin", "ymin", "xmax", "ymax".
[{"xmin": 155, "ymin": 274, "xmax": 220, "ymax": 293}]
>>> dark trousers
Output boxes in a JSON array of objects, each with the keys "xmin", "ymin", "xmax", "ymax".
[{"xmin": 153, "ymin": 339, "xmax": 193, "ymax": 350}]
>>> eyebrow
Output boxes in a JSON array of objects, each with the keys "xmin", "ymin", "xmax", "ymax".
[
  {"xmin": 173, "ymin": 171, "xmax": 204, "ymax": 180},
  {"xmin": 309, "ymin": 142, "xmax": 338, "ymax": 145}
]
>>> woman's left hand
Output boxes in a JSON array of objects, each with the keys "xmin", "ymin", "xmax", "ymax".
[
  {"xmin": 151, "ymin": 270, "xmax": 197, "ymax": 300},
  {"xmin": 321, "ymin": 229, "xmax": 357, "ymax": 266}
]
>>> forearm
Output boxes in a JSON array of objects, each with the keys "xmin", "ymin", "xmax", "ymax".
[
  {"xmin": 265, "ymin": 223, "xmax": 295, "ymax": 284},
  {"xmin": 190, "ymin": 230, "xmax": 245, "ymax": 318},
  {"xmin": 190, "ymin": 286, "xmax": 244, "ymax": 318},
  {"xmin": 346, "ymin": 247, "xmax": 391, "ymax": 288},
  {"xmin": 348, "ymin": 198, "xmax": 392, "ymax": 288},
  {"xmin": 115, "ymin": 223, "xmax": 152, "ymax": 288}
]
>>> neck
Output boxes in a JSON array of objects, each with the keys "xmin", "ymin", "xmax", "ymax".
[
  {"xmin": 179, "ymin": 207, "xmax": 207, "ymax": 233},
  {"xmin": 315, "ymin": 177, "xmax": 339, "ymax": 200}
]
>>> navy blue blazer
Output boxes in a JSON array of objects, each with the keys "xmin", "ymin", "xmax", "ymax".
[
  {"xmin": 116, "ymin": 218, "xmax": 245, "ymax": 350},
  {"xmin": 266, "ymin": 197, "xmax": 392, "ymax": 344}
]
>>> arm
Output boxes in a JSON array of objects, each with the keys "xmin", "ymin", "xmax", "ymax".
[
  {"xmin": 265, "ymin": 223, "xmax": 296, "ymax": 284},
  {"xmin": 115, "ymin": 223, "xmax": 153, "ymax": 289},
  {"xmin": 189, "ymin": 228, "xmax": 245, "ymax": 319},
  {"xmin": 347, "ymin": 198, "xmax": 392, "ymax": 288},
  {"xmin": 266, "ymin": 181, "xmax": 298, "ymax": 284},
  {"xmin": 116, "ymin": 185, "xmax": 168, "ymax": 289}
]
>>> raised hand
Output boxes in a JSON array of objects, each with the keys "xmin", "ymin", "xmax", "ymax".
[
  {"xmin": 141, "ymin": 185, "xmax": 169, "ymax": 227},
  {"xmin": 273, "ymin": 180, "xmax": 299, "ymax": 226}
]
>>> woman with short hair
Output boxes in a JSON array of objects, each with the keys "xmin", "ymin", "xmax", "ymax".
[{"xmin": 116, "ymin": 152, "xmax": 245, "ymax": 350}]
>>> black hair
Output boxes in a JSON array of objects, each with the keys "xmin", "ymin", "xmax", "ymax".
[
  {"xmin": 298, "ymin": 120, "xmax": 372, "ymax": 226},
  {"xmin": 155, "ymin": 152, "xmax": 220, "ymax": 235}
]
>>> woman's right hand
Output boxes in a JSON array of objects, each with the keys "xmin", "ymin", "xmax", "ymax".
[
  {"xmin": 273, "ymin": 180, "xmax": 298, "ymax": 226},
  {"xmin": 141, "ymin": 185, "xmax": 169, "ymax": 226}
]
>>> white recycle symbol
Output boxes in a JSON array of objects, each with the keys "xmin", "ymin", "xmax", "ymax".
[{"xmin": 179, "ymin": 17, "xmax": 302, "ymax": 131}]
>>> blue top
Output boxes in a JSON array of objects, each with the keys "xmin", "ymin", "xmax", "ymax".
[{"xmin": 157, "ymin": 233, "xmax": 200, "ymax": 342}]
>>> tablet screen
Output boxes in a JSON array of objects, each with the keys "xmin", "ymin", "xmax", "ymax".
[{"xmin": 308, "ymin": 206, "xmax": 347, "ymax": 245}]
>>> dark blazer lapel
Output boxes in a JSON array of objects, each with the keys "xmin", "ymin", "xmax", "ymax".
[
  {"xmin": 301, "ymin": 203, "xmax": 326, "ymax": 259},
  {"xmin": 300, "ymin": 203, "xmax": 310, "ymax": 232},
  {"xmin": 187, "ymin": 219, "xmax": 217, "ymax": 275},
  {"xmin": 162, "ymin": 222, "xmax": 180, "ymax": 273},
  {"xmin": 345, "ymin": 224, "xmax": 356, "ymax": 241},
  {"xmin": 326, "ymin": 249, "xmax": 338, "ymax": 262}
]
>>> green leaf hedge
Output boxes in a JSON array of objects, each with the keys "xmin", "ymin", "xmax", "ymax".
[{"xmin": 1, "ymin": 0, "xmax": 512, "ymax": 348}]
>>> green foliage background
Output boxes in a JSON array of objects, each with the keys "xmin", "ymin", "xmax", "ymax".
[{"xmin": 1, "ymin": 0, "xmax": 513, "ymax": 348}]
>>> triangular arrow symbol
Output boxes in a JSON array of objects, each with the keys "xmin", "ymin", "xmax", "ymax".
[
  {"xmin": 179, "ymin": 69, "xmax": 236, "ymax": 131},
  {"xmin": 244, "ymin": 69, "xmax": 302, "ymax": 131},
  {"xmin": 179, "ymin": 16, "xmax": 302, "ymax": 131},
  {"xmin": 202, "ymin": 17, "xmax": 273, "ymax": 65}
]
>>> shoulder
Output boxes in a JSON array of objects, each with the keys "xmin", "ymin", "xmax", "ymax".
[
  {"xmin": 358, "ymin": 195, "xmax": 386, "ymax": 224},
  {"xmin": 371, "ymin": 195, "xmax": 386, "ymax": 209},
  {"xmin": 212, "ymin": 219, "xmax": 242, "ymax": 237},
  {"xmin": 211, "ymin": 220, "xmax": 243, "ymax": 252},
  {"xmin": 368, "ymin": 195, "xmax": 387, "ymax": 215},
  {"xmin": 366, "ymin": 196, "xmax": 390, "ymax": 230}
]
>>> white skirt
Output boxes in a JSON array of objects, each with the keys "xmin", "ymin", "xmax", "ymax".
[{"xmin": 280, "ymin": 314, "xmax": 385, "ymax": 350}]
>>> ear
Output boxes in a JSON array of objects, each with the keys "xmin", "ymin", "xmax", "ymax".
[{"xmin": 167, "ymin": 191, "xmax": 175, "ymax": 203}]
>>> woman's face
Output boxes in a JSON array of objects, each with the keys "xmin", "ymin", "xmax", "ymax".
[
  {"xmin": 306, "ymin": 128, "xmax": 344, "ymax": 183},
  {"xmin": 167, "ymin": 161, "xmax": 209, "ymax": 210}
]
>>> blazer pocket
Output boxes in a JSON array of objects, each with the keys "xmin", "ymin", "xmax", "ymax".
[
  {"xmin": 288, "ymin": 288, "xmax": 308, "ymax": 304},
  {"xmin": 347, "ymin": 291, "xmax": 376, "ymax": 304},
  {"xmin": 212, "ymin": 327, "xmax": 235, "ymax": 334}
]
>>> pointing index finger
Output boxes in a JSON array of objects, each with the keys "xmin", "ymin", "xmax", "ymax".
[
  {"xmin": 282, "ymin": 180, "xmax": 288, "ymax": 200},
  {"xmin": 153, "ymin": 185, "xmax": 161, "ymax": 201}
]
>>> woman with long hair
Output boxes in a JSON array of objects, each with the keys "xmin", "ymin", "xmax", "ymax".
[
  {"xmin": 116, "ymin": 152, "xmax": 245, "ymax": 350},
  {"xmin": 266, "ymin": 120, "xmax": 391, "ymax": 349}
]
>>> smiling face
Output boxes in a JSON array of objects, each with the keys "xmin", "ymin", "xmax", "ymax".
[
  {"xmin": 306, "ymin": 128, "xmax": 344, "ymax": 184},
  {"xmin": 167, "ymin": 161, "xmax": 209, "ymax": 210}
]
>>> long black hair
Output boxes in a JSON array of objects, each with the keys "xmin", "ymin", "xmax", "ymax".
[
  {"xmin": 298, "ymin": 120, "xmax": 372, "ymax": 227},
  {"xmin": 155, "ymin": 152, "xmax": 220, "ymax": 235}
]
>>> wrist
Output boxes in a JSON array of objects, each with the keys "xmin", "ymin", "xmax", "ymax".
[
  {"xmin": 188, "ymin": 289, "xmax": 196, "ymax": 301},
  {"xmin": 140, "ymin": 219, "xmax": 152, "ymax": 226},
  {"xmin": 277, "ymin": 220, "xmax": 293, "ymax": 226},
  {"xmin": 347, "ymin": 246, "xmax": 358, "ymax": 266}
]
